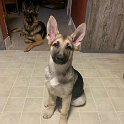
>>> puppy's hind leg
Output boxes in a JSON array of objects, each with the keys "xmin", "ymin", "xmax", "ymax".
[
  {"xmin": 71, "ymin": 93, "xmax": 86, "ymax": 107},
  {"xmin": 24, "ymin": 34, "xmax": 44, "ymax": 52},
  {"xmin": 11, "ymin": 27, "xmax": 22, "ymax": 33},
  {"xmin": 25, "ymin": 39, "xmax": 34, "ymax": 43}
]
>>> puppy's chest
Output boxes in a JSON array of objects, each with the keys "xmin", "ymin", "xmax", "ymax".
[
  {"xmin": 49, "ymin": 77, "xmax": 60, "ymax": 86},
  {"xmin": 46, "ymin": 75, "xmax": 69, "ymax": 88},
  {"xmin": 46, "ymin": 77, "xmax": 73, "ymax": 97},
  {"xmin": 25, "ymin": 24, "xmax": 41, "ymax": 36},
  {"xmin": 45, "ymin": 68, "xmax": 74, "ymax": 97}
]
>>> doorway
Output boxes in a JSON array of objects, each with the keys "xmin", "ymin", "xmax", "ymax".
[{"xmin": 3, "ymin": 0, "xmax": 75, "ymax": 51}]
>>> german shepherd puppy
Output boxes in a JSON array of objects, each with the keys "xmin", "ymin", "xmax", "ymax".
[
  {"xmin": 12, "ymin": 1, "xmax": 46, "ymax": 52},
  {"xmin": 43, "ymin": 16, "xmax": 86, "ymax": 124}
]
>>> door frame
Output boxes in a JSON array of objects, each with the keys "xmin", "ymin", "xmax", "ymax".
[
  {"xmin": 0, "ymin": 0, "xmax": 11, "ymax": 49},
  {"xmin": 67, "ymin": 0, "xmax": 87, "ymax": 28}
]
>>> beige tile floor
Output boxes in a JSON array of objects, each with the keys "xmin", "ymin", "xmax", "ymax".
[{"xmin": 0, "ymin": 50, "xmax": 124, "ymax": 124}]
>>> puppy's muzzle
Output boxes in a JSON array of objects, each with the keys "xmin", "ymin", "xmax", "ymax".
[
  {"xmin": 53, "ymin": 54, "xmax": 67, "ymax": 64},
  {"xmin": 56, "ymin": 54, "xmax": 64, "ymax": 62}
]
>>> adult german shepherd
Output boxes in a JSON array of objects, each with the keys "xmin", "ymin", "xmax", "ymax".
[
  {"xmin": 43, "ymin": 16, "xmax": 86, "ymax": 124},
  {"xmin": 12, "ymin": 1, "xmax": 46, "ymax": 52}
]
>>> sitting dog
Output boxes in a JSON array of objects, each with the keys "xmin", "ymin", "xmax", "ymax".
[
  {"xmin": 12, "ymin": 1, "xmax": 46, "ymax": 52},
  {"xmin": 43, "ymin": 16, "xmax": 86, "ymax": 124}
]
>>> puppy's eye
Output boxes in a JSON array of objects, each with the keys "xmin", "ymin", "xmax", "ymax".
[
  {"xmin": 53, "ymin": 42, "xmax": 59, "ymax": 48},
  {"xmin": 66, "ymin": 43, "xmax": 72, "ymax": 50}
]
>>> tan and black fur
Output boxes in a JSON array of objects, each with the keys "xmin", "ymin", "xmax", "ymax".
[
  {"xmin": 43, "ymin": 16, "xmax": 86, "ymax": 124},
  {"xmin": 12, "ymin": 1, "xmax": 46, "ymax": 52}
]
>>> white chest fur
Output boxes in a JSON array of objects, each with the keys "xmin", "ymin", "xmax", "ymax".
[{"xmin": 50, "ymin": 77, "xmax": 59, "ymax": 86}]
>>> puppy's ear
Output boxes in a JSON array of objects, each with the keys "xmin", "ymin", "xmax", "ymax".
[
  {"xmin": 47, "ymin": 16, "xmax": 59, "ymax": 45},
  {"xmin": 71, "ymin": 23, "xmax": 86, "ymax": 48}
]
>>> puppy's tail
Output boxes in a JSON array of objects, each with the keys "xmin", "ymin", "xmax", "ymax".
[{"xmin": 11, "ymin": 28, "xmax": 22, "ymax": 33}]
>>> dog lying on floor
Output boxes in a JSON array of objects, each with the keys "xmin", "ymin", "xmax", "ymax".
[
  {"xmin": 12, "ymin": 1, "xmax": 46, "ymax": 52},
  {"xmin": 43, "ymin": 16, "xmax": 86, "ymax": 124}
]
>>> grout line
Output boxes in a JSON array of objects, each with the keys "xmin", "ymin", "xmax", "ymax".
[
  {"xmin": 90, "ymin": 87, "xmax": 102, "ymax": 124},
  {"xmin": 100, "ymin": 78, "xmax": 123, "ymax": 124},
  {"xmin": 11, "ymin": 86, "xmax": 45, "ymax": 88},
  {"xmin": 104, "ymin": 92, "xmax": 123, "ymax": 124},
  {"xmin": 36, "ymin": 54, "xmax": 47, "ymax": 124},
  {"xmin": 1, "ymin": 63, "xmax": 22, "ymax": 112},
  {"xmin": 40, "ymin": 71, "xmax": 46, "ymax": 124},
  {"xmin": 6, "ymin": 97, "xmax": 45, "ymax": 98},
  {"xmin": 40, "ymin": 89, "xmax": 45, "ymax": 123},
  {"xmin": 18, "ymin": 54, "xmax": 36, "ymax": 124},
  {"xmin": 78, "ymin": 108, "xmax": 82, "ymax": 124},
  {"xmin": 1, "ymin": 68, "xmax": 21, "ymax": 113}
]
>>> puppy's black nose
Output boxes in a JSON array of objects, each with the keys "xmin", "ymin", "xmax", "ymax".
[{"xmin": 56, "ymin": 55, "xmax": 64, "ymax": 62}]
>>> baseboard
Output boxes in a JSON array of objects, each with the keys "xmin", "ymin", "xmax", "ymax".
[
  {"xmin": 71, "ymin": 17, "xmax": 76, "ymax": 29},
  {"xmin": 4, "ymin": 36, "xmax": 12, "ymax": 49},
  {"xmin": 68, "ymin": 17, "xmax": 76, "ymax": 30}
]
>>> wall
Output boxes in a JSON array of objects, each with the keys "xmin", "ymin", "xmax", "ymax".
[
  {"xmin": 82, "ymin": 0, "xmax": 124, "ymax": 52},
  {"xmin": 0, "ymin": 26, "xmax": 6, "ymax": 50},
  {"xmin": 71, "ymin": 0, "xmax": 87, "ymax": 27},
  {"xmin": 0, "ymin": 0, "xmax": 8, "ymax": 39}
]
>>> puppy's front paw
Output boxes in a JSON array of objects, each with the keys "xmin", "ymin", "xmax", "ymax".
[
  {"xmin": 44, "ymin": 101, "xmax": 49, "ymax": 108},
  {"xmin": 24, "ymin": 47, "xmax": 31, "ymax": 52},
  {"xmin": 59, "ymin": 119, "xmax": 67, "ymax": 124},
  {"xmin": 24, "ymin": 49, "xmax": 29, "ymax": 52},
  {"xmin": 59, "ymin": 114, "xmax": 68, "ymax": 124},
  {"xmin": 43, "ymin": 107, "xmax": 54, "ymax": 119},
  {"xmin": 20, "ymin": 32, "xmax": 25, "ymax": 37}
]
